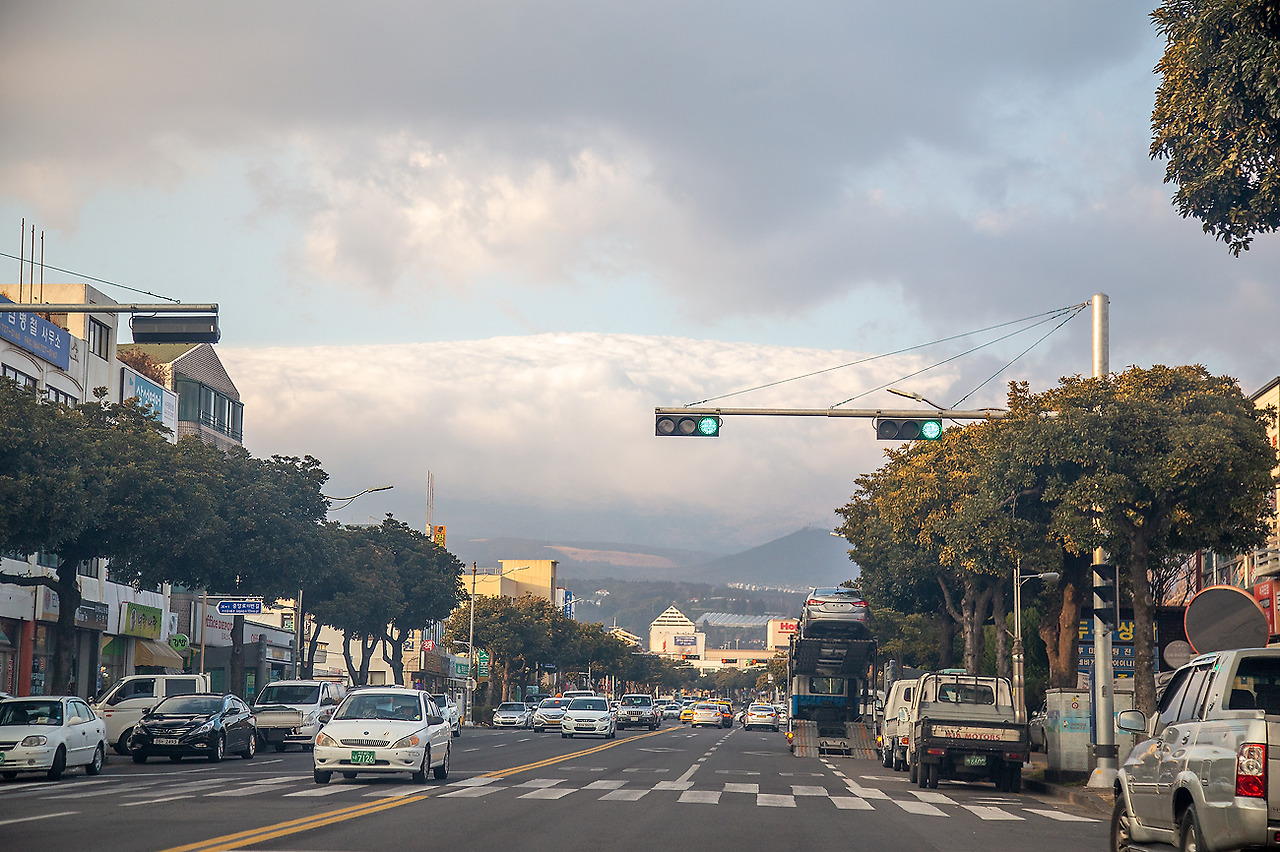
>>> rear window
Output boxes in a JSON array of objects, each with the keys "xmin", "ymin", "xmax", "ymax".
[
  {"xmin": 1229, "ymin": 656, "xmax": 1280, "ymax": 713},
  {"xmin": 257, "ymin": 685, "xmax": 321, "ymax": 705}
]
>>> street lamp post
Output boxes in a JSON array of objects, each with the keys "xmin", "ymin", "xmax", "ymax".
[
  {"xmin": 467, "ymin": 562, "xmax": 477, "ymax": 727},
  {"xmin": 1012, "ymin": 566, "xmax": 1059, "ymax": 725}
]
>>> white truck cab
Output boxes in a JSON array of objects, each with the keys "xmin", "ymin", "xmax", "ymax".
[
  {"xmin": 252, "ymin": 680, "xmax": 347, "ymax": 752},
  {"xmin": 91, "ymin": 673, "xmax": 211, "ymax": 754}
]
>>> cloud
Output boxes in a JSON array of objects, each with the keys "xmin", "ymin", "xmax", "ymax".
[{"xmin": 219, "ymin": 332, "xmax": 965, "ymax": 550}]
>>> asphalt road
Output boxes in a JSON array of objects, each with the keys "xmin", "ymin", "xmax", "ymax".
[{"xmin": 0, "ymin": 723, "xmax": 1107, "ymax": 852}]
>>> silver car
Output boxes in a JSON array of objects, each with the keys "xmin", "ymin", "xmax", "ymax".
[
  {"xmin": 532, "ymin": 698, "xmax": 572, "ymax": 732},
  {"xmin": 491, "ymin": 702, "xmax": 532, "ymax": 728},
  {"xmin": 798, "ymin": 587, "xmax": 871, "ymax": 638}
]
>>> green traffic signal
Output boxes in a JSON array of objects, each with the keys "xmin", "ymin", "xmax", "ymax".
[
  {"xmin": 655, "ymin": 413, "xmax": 722, "ymax": 437},
  {"xmin": 875, "ymin": 417, "xmax": 943, "ymax": 441}
]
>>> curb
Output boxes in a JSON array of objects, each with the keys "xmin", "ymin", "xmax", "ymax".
[{"xmin": 1023, "ymin": 777, "xmax": 1114, "ymax": 816}]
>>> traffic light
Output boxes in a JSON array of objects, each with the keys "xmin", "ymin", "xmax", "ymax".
[
  {"xmin": 874, "ymin": 417, "xmax": 943, "ymax": 441},
  {"xmin": 1091, "ymin": 564, "xmax": 1120, "ymax": 631},
  {"xmin": 655, "ymin": 413, "xmax": 721, "ymax": 437}
]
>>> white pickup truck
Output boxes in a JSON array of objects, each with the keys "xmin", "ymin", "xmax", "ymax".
[
  {"xmin": 91, "ymin": 674, "xmax": 211, "ymax": 755},
  {"xmin": 251, "ymin": 680, "xmax": 346, "ymax": 752}
]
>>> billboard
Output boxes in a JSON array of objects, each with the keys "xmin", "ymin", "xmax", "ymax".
[
  {"xmin": 0, "ymin": 296, "xmax": 70, "ymax": 369},
  {"xmin": 121, "ymin": 366, "xmax": 178, "ymax": 441},
  {"xmin": 672, "ymin": 634, "xmax": 697, "ymax": 646}
]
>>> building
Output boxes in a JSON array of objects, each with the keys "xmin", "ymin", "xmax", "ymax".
[
  {"xmin": 648, "ymin": 606, "xmax": 705, "ymax": 661},
  {"xmin": 470, "ymin": 559, "xmax": 559, "ymax": 602},
  {"xmin": 0, "ymin": 284, "xmax": 187, "ymax": 698}
]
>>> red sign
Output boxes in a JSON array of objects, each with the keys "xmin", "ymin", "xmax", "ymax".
[
  {"xmin": 1253, "ymin": 581, "xmax": 1275, "ymax": 635},
  {"xmin": 777, "ymin": 620, "xmax": 798, "ymax": 633},
  {"xmin": 421, "ymin": 638, "xmax": 436, "ymax": 652}
]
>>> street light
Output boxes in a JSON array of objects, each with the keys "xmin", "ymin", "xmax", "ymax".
[
  {"xmin": 322, "ymin": 484, "xmax": 394, "ymax": 511},
  {"xmin": 1012, "ymin": 567, "xmax": 1059, "ymax": 726},
  {"xmin": 886, "ymin": 387, "xmax": 946, "ymax": 410}
]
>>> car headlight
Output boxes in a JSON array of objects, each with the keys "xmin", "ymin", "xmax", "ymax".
[
  {"xmin": 391, "ymin": 734, "xmax": 421, "ymax": 749},
  {"xmin": 20, "ymin": 735, "xmax": 47, "ymax": 747},
  {"xmin": 191, "ymin": 721, "xmax": 215, "ymax": 737},
  {"xmin": 316, "ymin": 732, "xmax": 337, "ymax": 748}
]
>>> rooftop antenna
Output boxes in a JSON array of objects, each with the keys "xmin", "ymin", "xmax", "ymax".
[{"xmin": 426, "ymin": 471, "xmax": 434, "ymax": 534}]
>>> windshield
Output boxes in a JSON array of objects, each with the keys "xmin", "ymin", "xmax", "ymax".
[
  {"xmin": 256, "ymin": 685, "xmax": 320, "ymax": 705},
  {"xmin": 497, "ymin": 703, "xmax": 527, "ymax": 712},
  {"xmin": 621, "ymin": 696, "xmax": 651, "ymax": 706},
  {"xmin": 335, "ymin": 693, "xmax": 422, "ymax": 722},
  {"xmin": 154, "ymin": 696, "xmax": 223, "ymax": 715},
  {"xmin": 539, "ymin": 698, "xmax": 571, "ymax": 709},
  {"xmin": 0, "ymin": 700, "xmax": 64, "ymax": 726},
  {"xmin": 569, "ymin": 698, "xmax": 609, "ymax": 712}
]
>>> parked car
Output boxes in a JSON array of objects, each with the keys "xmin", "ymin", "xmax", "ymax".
[
  {"xmin": 430, "ymin": 694, "xmax": 462, "ymax": 737},
  {"xmin": 532, "ymin": 698, "xmax": 572, "ymax": 732},
  {"xmin": 1112, "ymin": 648, "xmax": 1280, "ymax": 852},
  {"xmin": 128, "ymin": 693, "xmax": 257, "ymax": 763},
  {"xmin": 313, "ymin": 688, "xmax": 450, "ymax": 784},
  {"xmin": 561, "ymin": 696, "xmax": 615, "ymax": 739},
  {"xmin": 252, "ymin": 680, "xmax": 346, "ymax": 752},
  {"xmin": 616, "ymin": 694, "xmax": 659, "ymax": 730},
  {"xmin": 1028, "ymin": 702, "xmax": 1047, "ymax": 752},
  {"xmin": 0, "ymin": 695, "xmax": 108, "ymax": 780},
  {"xmin": 91, "ymin": 673, "xmax": 211, "ymax": 755},
  {"xmin": 743, "ymin": 704, "xmax": 780, "ymax": 732},
  {"xmin": 492, "ymin": 702, "xmax": 533, "ymax": 728},
  {"xmin": 691, "ymin": 703, "xmax": 724, "ymax": 728},
  {"xmin": 798, "ymin": 587, "xmax": 871, "ymax": 639}
]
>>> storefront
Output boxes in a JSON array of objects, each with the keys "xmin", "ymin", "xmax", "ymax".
[{"xmin": 0, "ymin": 618, "xmax": 20, "ymax": 695}]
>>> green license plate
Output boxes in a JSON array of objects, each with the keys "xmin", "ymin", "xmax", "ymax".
[
  {"xmin": 350, "ymin": 750, "xmax": 376, "ymax": 765},
  {"xmin": 964, "ymin": 755, "xmax": 987, "ymax": 767}
]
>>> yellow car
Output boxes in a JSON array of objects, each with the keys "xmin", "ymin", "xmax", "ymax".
[{"xmin": 679, "ymin": 702, "xmax": 697, "ymax": 724}]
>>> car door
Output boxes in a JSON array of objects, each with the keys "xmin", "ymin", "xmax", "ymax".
[
  {"xmin": 227, "ymin": 696, "xmax": 251, "ymax": 752},
  {"xmin": 424, "ymin": 695, "xmax": 449, "ymax": 758},
  {"xmin": 60, "ymin": 699, "xmax": 88, "ymax": 764}
]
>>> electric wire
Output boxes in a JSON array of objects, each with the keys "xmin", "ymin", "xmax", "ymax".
[
  {"xmin": 1, "ymin": 251, "xmax": 182, "ymax": 303},
  {"xmin": 948, "ymin": 302, "xmax": 1088, "ymax": 409},
  {"xmin": 686, "ymin": 303, "xmax": 1087, "ymax": 407}
]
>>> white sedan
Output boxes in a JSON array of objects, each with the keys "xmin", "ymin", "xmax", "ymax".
[
  {"xmin": 313, "ymin": 689, "xmax": 450, "ymax": 784},
  {"xmin": 560, "ymin": 696, "xmax": 616, "ymax": 739},
  {"xmin": 0, "ymin": 696, "xmax": 108, "ymax": 781}
]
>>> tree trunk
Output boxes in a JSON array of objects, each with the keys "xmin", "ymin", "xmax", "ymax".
[
  {"xmin": 992, "ymin": 582, "xmax": 1010, "ymax": 681},
  {"xmin": 937, "ymin": 616, "xmax": 956, "ymax": 670},
  {"xmin": 52, "ymin": 563, "xmax": 84, "ymax": 696},
  {"xmin": 230, "ymin": 615, "xmax": 245, "ymax": 698},
  {"xmin": 359, "ymin": 636, "xmax": 377, "ymax": 684},
  {"xmin": 342, "ymin": 630, "xmax": 359, "ymax": 684},
  {"xmin": 381, "ymin": 632, "xmax": 405, "ymax": 686},
  {"xmin": 1128, "ymin": 532, "xmax": 1158, "ymax": 717},
  {"xmin": 303, "ymin": 619, "xmax": 324, "ymax": 680},
  {"xmin": 502, "ymin": 658, "xmax": 512, "ymax": 702},
  {"xmin": 1040, "ymin": 551, "xmax": 1087, "ymax": 689}
]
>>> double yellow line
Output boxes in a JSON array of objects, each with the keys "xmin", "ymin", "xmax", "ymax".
[{"xmin": 160, "ymin": 727, "xmax": 672, "ymax": 852}]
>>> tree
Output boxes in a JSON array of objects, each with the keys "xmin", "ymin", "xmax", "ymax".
[
  {"xmin": 1151, "ymin": 1, "xmax": 1280, "ymax": 254},
  {"xmin": 1029, "ymin": 366, "xmax": 1275, "ymax": 713},
  {"xmin": 0, "ymin": 384, "xmax": 189, "ymax": 694}
]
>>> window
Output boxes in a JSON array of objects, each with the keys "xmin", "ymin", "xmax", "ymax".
[
  {"xmin": 167, "ymin": 678, "xmax": 200, "ymax": 696},
  {"xmin": 76, "ymin": 560, "xmax": 98, "ymax": 579},
  {"xmin": 36, "ymin": 550, "xmax": 61, "ymax": 568},
  {"xmin": 1176, "ymin": 666, "xmax": 1212, "ymax": 722},
  {"xmin": 808, "ymin": 677, "xmax": 845, "ymax": 696},
  {"xmin": 45, "ymin": 387, "xmax": 76, "ymax": 406},
  {"xmin": 2, "ymin": 365, "xmax": 37, "ymax": 392},
  {"xmin": 1157, "ymin": 667, "xmax": 1195, "ymax": 729},
  {"xmin": 108, "ymin": 678, "xmax": 155, "ymax": 705},
  {"xmin": 175, "ymin": 376, "xmax": 244, "ymax": 441},
  {"xmin": 88, "ymin": 318, "xmax": 110, "ymax": 360}
]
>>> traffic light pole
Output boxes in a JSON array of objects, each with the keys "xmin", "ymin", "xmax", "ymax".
[{"xmin": 654, "ymin": 406, "xmax": 1006, "ymax": 420}]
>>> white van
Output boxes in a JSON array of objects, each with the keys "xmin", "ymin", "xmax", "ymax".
[
  {"xmin": 91, "ymin": 673, "xmax": 211, "ymax": 754},
  {"xmin": 879, "ymin": 677, "xmax": 918, "ymax": 771}
]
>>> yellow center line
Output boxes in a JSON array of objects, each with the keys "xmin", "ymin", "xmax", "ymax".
[{"xmin": 156, "ymin": 726, "xmax": 675, "ymax": 852}]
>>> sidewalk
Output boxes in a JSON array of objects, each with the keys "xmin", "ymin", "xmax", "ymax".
[{"xmin": 1021, "ymin": 752, "xmax": 1114, "ymax": 817}]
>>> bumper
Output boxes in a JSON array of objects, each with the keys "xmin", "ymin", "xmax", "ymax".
[
  {"xmin": 561, "ymin": 722, "xmax": 612, "ymax": 735},
  {"xmin": 130, "ymin": 734, "xmax": 219, "ymax": 757},
  {"xmin": 314, "ymin": 744, "xmax": 426, "ymax": 774},
  {"xmin": 492, "ymin": 718, "xmax": 527, "ymax": 727},
  {"xmin": 0, "ymin": 745, "xmax": 57, "ymax": 771}
]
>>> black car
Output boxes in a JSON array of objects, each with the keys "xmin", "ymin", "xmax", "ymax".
[{"xmin": 129, "ymin": 693, "xmax": 257, "ymax": 763}]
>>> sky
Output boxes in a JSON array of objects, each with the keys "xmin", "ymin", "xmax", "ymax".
[{"xmin": 2, "ymin": 3, "xmax": 1278, "ymax": 555}]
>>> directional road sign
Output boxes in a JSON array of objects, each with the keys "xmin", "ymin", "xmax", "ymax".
[{"xmin": 216, "ymin": 599, "xmax": 263, "ymax": 615}]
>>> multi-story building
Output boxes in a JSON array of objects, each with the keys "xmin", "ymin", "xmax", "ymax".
[{"xmin": 0, "ymin": 284, "xmax": 185, "ymax": 698}]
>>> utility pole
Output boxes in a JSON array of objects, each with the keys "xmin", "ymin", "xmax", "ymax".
[
  {"xmin": 466, "ymin": 561, "xmax": 477, "ymax": 727},
  {"xmin": 1087, "ymin": 293, "xmax": 1118, "ymax": 789}
]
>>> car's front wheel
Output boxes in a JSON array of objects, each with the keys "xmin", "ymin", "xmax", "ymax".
[
  {"xmin": 412, "ymin": 748, "xmax": 429, "ymax": 783},
  {"xmin": 314, "ymin": 769, "xmax": 331, "ymax": 785},
  {"xmin": 45, "ymin": 745, "xmax": 66, "ymax": 781},
  {"xmin": 1110, "ymin": 794, "xmax": 1134, "ymax": 852},
  {"xmin": 208, "ymin": 734, "xmax": 225, "ymax": 763}
]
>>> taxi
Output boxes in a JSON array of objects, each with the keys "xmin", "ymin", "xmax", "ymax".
[
  {"xmin": 679, "ymin": 701, "xmax": 697, "ymax": 724},
  {"xmin": 713, "ymin": 700, "xmax": 734, "ymax": 728}
]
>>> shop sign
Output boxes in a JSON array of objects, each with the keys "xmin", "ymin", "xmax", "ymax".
[
  {"xmin": 0, "ymin": 295, "xmax": 70, "ymax": 369},
  {"xmin": 454, "ymin": 660, "xmax": 470, "ymax": 679},
  {"xmin": 36, "ymin": 589, "xmax": 109, "ymax": 630},
  {"xmin": 477, "ymin": 650, "xmax": 489, "ymax": 679},
  {"xmin": 120, "ymin": 602, "xmax": 163, "ymax": 639},
  {"xmin": 672, "ymin": 634, "xmax": 697, "ymax": 646},
  {"xmin": 169, "ymin": 633, "xmax": 190, "ymax": 654}
]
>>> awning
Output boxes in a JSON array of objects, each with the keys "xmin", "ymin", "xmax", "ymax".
[{"xmin": 134, "ymin": 638, "xmax": 185, "ymax": 668}]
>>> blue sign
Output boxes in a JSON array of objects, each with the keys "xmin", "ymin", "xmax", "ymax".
[
  {"xmin": 563, "ymin": 590, "xmax": 574, "ymax": 618},
  {"xmin": 0, "ymin": 296, "xmax": 70, "ymax": 370},
  {"xmin": 216, "ymin": 599, "xmax": 263, "ymax": 615}
]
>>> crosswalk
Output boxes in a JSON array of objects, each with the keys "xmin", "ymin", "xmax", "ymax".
[{"xmin": 0, "ymin": 771, "xmax": 1099, "ymax": 823}]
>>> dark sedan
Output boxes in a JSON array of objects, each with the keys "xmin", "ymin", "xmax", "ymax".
[
  {"xmin": 798, "ymin": 587, "xmax": 871, "ymax": 638},
  {"xmin": 129, "ymin": 693, "xmax": 257, "ymax": 763}
]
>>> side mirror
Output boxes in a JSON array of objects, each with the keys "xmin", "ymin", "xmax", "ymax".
[
  {"xmin": 1116, "ymin": 709, "xmax": 1148, "ymax": 735},
  {"xmin": 427, "ymin": 715, "xmax": 444, "ymax": 726}
]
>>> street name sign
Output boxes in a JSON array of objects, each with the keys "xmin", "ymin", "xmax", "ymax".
[{"xmin": 216, "ymin": 599, "xmax": 263, "ymax": 615}]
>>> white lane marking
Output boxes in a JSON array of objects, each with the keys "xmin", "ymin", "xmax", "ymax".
[
  {"xmin": 964, "ymin": 805, "xmax": 1024, "ymax": 821},
  {"xmin": 756, "ymin": 793, "xmax": 796, "ymax": 807},
  {"xmin": 365, "ymin": 785, "xmax": 435, "ymax": 798},
  {"xmin": 895, "ymin": 800, "xmax": 946, "ymax": 817},
  {"xmin": 122, "ymin": 795, "xmax": 194, "ymax": 806},
  {"xmin": 844, "ymin": 782, "xmax": 890, "ymax": 800},
  {"xmin": 584, "ymin": 780, "xmax": 626, "ymax": 790},
  {"xmin": 623, "ymin": 768, "xmax": 669, "ymax": 773},
  {"xmin": 600, "ymin": 789, "xmax": 648, "ymax": 801},
  {"xmin": 447, "ymin": 775, "xmax": 498, "ymax": 786},
  {"xmin": 513, "ymin": 778, "xmax": 566, "ymax": 789},
  {"xmin": 518, "ymin": 738, "xmax": 531, "ymax": 742},
  {"xmin": 520, "ymin": 788, "xmax": 574, "ymax": 800},
  {"xmin": 653, "ymin": 780, "xmax": 693, "ymax": 791},
  {"xmin": 493, "ymin": 743, "xmax": 508, "ymax": 748},
  {"xmin": 791, "ymin": 785, "xmax": 828, "ymax": 796},
  {"xmin": 440, "ymin": 785, "xmax": 506, "ymax": 798},
  {"xmin": 678, "ymin": 790, "xmax": 721, "ymax": 804},
  {"xmin": 832, "ymin": 796, "xmax": 874, "ymax": 810},
  {"xmin": 911, "ymin": 790, "xmax": 957, "ymax": 805},
  {"xmin": 714, "ymin": 770, "xmax": 760, "ymax": 776},
  {"xmin": 0, "ymin": 811, "xmax": 78, "ymax": 826},
  {"xmin": 123, "ymin": 780, "xmax": 224, "ymax": 797},
  {"xmin": 284, "ymin": 786, "xmax": 352, "ymax": 797},
  {"xmin": 723, "ymin": 783, "xmax": 759, "ymax": 794},
  {"xmin": 1024, "ymin": 808, "xmax": 1098, "ymax": 822}
]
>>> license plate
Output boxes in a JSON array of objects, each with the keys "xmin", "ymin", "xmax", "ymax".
[
  {"xmin": 155, "ymin": 738, "xmax": 180, "ymax": 746},
  {"xmin": 350, "ymin": 750, "xmax": 376, "ymax": 765},
  {"xmin": 964, "ymin": 755, "xmax": 987, "ymax": 766}
]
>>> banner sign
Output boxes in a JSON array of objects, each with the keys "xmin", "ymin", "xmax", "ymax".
[
  {"xmin": 120, "ymin": 602, "xmax": 163, "ymax": 639},
  {"xmin": 0, "ymin": 296, "xmax": 70, "ymax": 369},
  {"xmin": 672, "ymin": 635, "xmax": 697, "ymax": 646}
]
